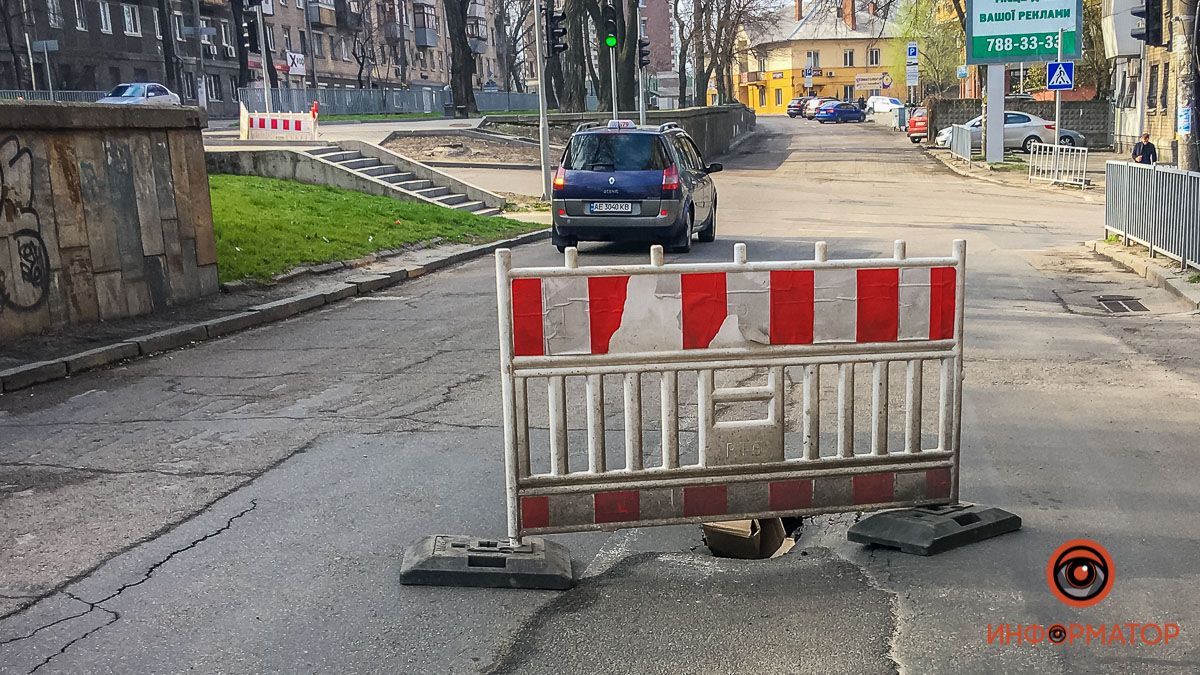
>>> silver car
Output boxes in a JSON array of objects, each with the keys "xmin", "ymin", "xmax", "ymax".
[
  {"xmin": 96, "ymin": 83, "xmax": 181, "ymax": 106},
  {"xmin": 934, "ymin": 110, "xmax": 1057, "ymax": 152}
]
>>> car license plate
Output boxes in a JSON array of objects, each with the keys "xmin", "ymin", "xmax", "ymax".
[{"xmin": 592, "ymin": 202, "xmax": 632, "ymax": 213}]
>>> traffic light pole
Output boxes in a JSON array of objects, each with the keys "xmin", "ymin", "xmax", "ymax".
[
  {"xmin": 636, "ymin": 5, "xmax": 645, "ymax": 125},
  {"xmin": 532, "ymin": 0, "xmax": 552, "ymax": 199},
  {"xmin": 1054, "ymin": 28, "xmax": 1063, "ymax": 147},
  {"xmin": 256, "ymin": 4, "xmax": 272, "ymax": 114},
  {"xmin": 610, "ymin": 49, "xmax": 619, "ymax": 121}
]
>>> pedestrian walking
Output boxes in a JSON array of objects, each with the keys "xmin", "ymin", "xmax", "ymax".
[{"xmin": 1132, "ymin": 133, "xmax": 1158, "ymax": 165}]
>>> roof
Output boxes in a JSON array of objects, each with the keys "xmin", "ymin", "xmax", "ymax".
[{"xmin": 748, "ymin": 0, "xmax": 898, "ymax": 48}]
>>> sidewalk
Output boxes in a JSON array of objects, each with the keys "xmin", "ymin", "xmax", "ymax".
[
  {"xmin": 927, "ymin": 146, "xmax": 1121, "ymax": 197},
  {"xmin": 1089, "ymin": 238, "xmax": 1200, "ymax": 310}
]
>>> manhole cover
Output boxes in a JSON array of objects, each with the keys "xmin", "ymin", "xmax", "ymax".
[{"xmin": 1096, "ymin": 295, "xmax": 1149, "ymax": 313}]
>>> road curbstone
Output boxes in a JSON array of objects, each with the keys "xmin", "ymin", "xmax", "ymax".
[
  {"xmin": 249, "ymin": 291, "xmax": 327, "ymax": 322},
  {"xmin": 346, "ymin": 274, "xmax": 393, "ymax": 294},
  {"xmin": 1, "ymin": 360, "xmax": 70, "ymax": 392},
  {"xmin": 203, "ymin": 311, "xmax": 272, "ymax": 339},
  {"xmin": 136, "ymin": 325, "xmax": 210, "ymax": 355},
  {"xmin": 1089, "ymin": 240, "xmax": 1200, "ymax": 310},
  {"xmin": 65, "ymin": 343, "xmax": 141, "ymax": 375},
  {"xmin": 322, "ymin": 283, "xmax": 359, "ymax": 303}
]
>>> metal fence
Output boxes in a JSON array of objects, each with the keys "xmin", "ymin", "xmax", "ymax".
[
  {"xmin": 0, "ymin": 90, "xmax": 107, "ymax": 103},
  {"xmin": 237, "ymin": 87, "xmax": 541, "ymax": 115},
  {"xmin": 949, "ymin": 124, "xmax": 973, "ymax": 166},
  {"xmin": 1028, "ymin": 142, "xmax": 1089, "ymax": 188},
  {"xmin": 1105, "ymin": 160, "xmax": 1200, "ymax": 272}
]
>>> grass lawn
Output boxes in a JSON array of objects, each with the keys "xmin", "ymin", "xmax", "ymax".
[
  {"xmin": 210, "ymin": 174, "xmax": 542, "ymax": 282},
  {"xmin": 321, "ymin": 112, "xmax": 443, "ymax": 122}
]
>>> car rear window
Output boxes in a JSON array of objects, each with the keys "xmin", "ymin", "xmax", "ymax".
[
  {"xmin": 913, "ymin": 107, "xmax": 927, "ymax": 117},
  {"xmin": 562, "ymin": 133, "xmax": 668, "ymax": 171},
  {"xmin": 108, "ymin": 84, "xmax": 146, "ymax": 97}
]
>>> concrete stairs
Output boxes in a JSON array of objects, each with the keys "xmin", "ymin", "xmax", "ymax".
[{"xmin": 304, "ymin": 145, "xmax": 503, "ymax": 217}]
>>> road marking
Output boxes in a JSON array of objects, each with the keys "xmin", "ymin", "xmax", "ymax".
[{"xmin": 581, "ymin": 528, "xmax": 639, "ymax": 579}]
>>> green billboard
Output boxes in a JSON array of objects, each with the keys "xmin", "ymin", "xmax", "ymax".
[{"xmin": 966, "ymin": 0, "xmax": 1083, "ymax": 64}]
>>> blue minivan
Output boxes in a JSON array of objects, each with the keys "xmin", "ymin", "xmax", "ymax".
[{"xmin": 551, "ymin": 120, "xmax": 721, "ymax": 253}]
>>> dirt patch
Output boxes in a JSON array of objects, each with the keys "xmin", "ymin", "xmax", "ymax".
[{"xmin": 383, "ymin": 134, "xmax": 541, "ymax": 164}]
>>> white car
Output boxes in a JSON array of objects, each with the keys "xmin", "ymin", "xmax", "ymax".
[
  {"xmin": 866, "ymin": 96, "xmax": 904, "ymax": 114},
  {"xmin": 96, "ymin": 83, "xmax": 181, "ymax": 106},
  {"xmin": 934, "ymin": 111, "xmax": 1057, "ymax": 152}
]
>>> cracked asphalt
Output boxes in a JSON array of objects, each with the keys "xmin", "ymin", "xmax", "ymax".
[{"xmin": 3, "ymin": 117, "xmax": 1200, "ymax": 673}]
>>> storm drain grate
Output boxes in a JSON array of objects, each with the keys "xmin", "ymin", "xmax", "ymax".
[{"xmin": 1097, "ymin": 295, "xmax": 1149, "ymax": 313}]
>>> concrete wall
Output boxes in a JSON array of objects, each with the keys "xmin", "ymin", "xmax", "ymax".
[
  {"xmin": 927, "ymin": 99, "xmax": 1114, "ymax": 147},
  {"xmin": 0, "ymin": 103, "xmax": 217, "ymax": 342},
  {"xmin": 484, "ymin": 104, "xmax": 758, "ymax": 159}
]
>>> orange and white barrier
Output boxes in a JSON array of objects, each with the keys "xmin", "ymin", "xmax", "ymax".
[{"xmin": 238, "ymin": 103, "xmax": 319, "ymax": 141}]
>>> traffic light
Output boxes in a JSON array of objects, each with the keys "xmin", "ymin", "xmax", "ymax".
[
  {"xmin": 242, "ymin": 20, "xmax": 258, "ymax": 52},
  {"xmin": 545, "ymin": 4, "xmax": 568, "ymax": 55},
  {"xmin": 1131, "ymin": 0, "xmax": 1165, "ymax": 46},
  {"xmin": 602, "ymin": 3, "xmax": 618, "ymax": 49},
  {"xmin": 638, "ymin": 38, "xmax": 651, "ymax": 69}
]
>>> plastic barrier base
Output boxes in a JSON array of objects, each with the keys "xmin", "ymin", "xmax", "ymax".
[
  {"xmin": 399, "ymin": 535, "xmax": 574, "ymax": 590},
  {"xmin": 846, "ymin": 503, "xmax": 1021, "ymax": 556}
]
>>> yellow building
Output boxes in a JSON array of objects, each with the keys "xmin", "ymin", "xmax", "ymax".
[{"xmin": 735, "ymin": 0, "xmax": 904, "ymax": 115}]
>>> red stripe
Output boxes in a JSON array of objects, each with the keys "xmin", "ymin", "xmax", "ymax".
[
  {"xmin": 769, "ymin": 270, "xmax": 814, "ymax": 344},
  {"xmin": 768, "ymin": 479, "xmax": 813, "ymax": 511},
  {"xmin": 852, "ymin": 473, "xmax": 895, "ymax": 504},
  {"xmin": 856, "ymin": 268, "xmax": 899, "ymax": 342},
  {"xmin": 283, "ymin": 119, "xmax": 291, "ymax": 130},
  {"xmin": 925, "ymin": 467, "xmax": 953, "ymax": 499},
  {"xmin": 295, "ymin": 120, "xmax": 303, "ymax": 131},
  {"xmin": 271, "ymin": 118, "xmax": 279, "ymax": 129},
  {"xmin": 683, "ymin": 485, "xmax": 727, "ymax": 517},
  {"xmin": 521, "ymin": 496, "xmax": 549, "ymax": 529},
  {"xmin": 587, "ymin": 275, "xmax": 629, "ymax": 355},
  {"xmin": 594, "ymin": 490, "xmax": 640, "ymax": 524},
  {"xmin": 257, "ymin": 118, "xmax": 265, "ymax": 128},
  {"xmin": 929, "ymin": 266, "xmax": 956, "ymax": 340},
  {"xmin": 511, "ymin": 278, "xmax": 544, "ymax": 356},
  {"xmin": 681, "ymin": 272, "xmax": 727, "ymax": 349}
]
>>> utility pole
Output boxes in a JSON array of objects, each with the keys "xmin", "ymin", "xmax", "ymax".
[
  {"xmin": 1174, "ymin": 0, "xmax": 1197, "ymax": 170},
  {"xmin": 192, "ymin": 0, "xmax": 208, "ymax": 109},
  {"xmin": 256, "ymin": 3, "xmax": 272, "ymax": 113},
  {"xmin": 532, "ymin": 0, "xmax": 551, "ymax": 199},
  {"xmin": 1054, "ymin": 28, "xmax": 1063, "ymax": 145}
]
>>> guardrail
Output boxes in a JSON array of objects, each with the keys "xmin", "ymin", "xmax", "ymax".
[
  {"xmin": 0, "ymin": 90, "xmax": 107, "ymax": 102},
  {"xmin": 237, "ymin": 87, "xmax": 544, "ymax": 115},
  {"xmin": 1028, "ymin": 142, "xmax": 1089, "ymax": 188},
  {"xmin": 949, "ymin": 124, "xmax": 973, "ymax": 166},
  {"xmin": 1105, "ymin": 160, "xmax": 1200, "ymax": 272}
]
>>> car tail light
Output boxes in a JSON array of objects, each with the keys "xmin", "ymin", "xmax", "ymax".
[
  {"xmin": 552, "ymin": 166, "xmax": 566, "ymax": 191},
  {"xmin": 1044, "ymin": 124, "xmax": 1056, "ymax": 129},
  {"xmin": 662, "ymin": 165, "xmax": 680, "ymax": 197}
]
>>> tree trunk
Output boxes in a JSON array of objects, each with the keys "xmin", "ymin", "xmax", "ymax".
[
  {"xmin": 559, "ymin": 0, "xmax": 588, "ymax": 111},
  {"xmin": 0, "ymin": 0, "xmax": 27, "ymax": 89},
  {"xmin": 160, "ymin": 0, "xmax": 181, "ymax": 90},
  {"xmin": 545, "ymin": 56, "xmax": 563, "ymax": 109},
  {"xmin": 444, "ymin": 0, "xmax": 478, "ymax": 115},
  {"xmin": 614, "ymin": 0, "xmax": 637, "ymax": 111},
  {"xmin": 675, "ymin": 36, "xmax": 689, "ymax": 107},
  {"xmin": 1174, "ymin": 0, "xmax": 1198, "ymax": 171},
  {"xmin": 692, "ymin": 0, "xmax": 707, "ymax": 105}
]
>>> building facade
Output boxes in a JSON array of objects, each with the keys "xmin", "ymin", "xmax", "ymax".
[
  {"xmin": 1, "ymin": 0, "xmax": 508, "ymax": 108},
  {"xmin": 734, "ymin": 0, "xmax": 904, "ymax": 115},
  {"xmin": 1103, "ymin": 0, "xmax": 1177, "ymax": 161}
]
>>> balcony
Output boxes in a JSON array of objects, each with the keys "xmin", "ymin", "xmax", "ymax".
[
  {"xmin": 467, "ymin": 0, "xmax": 486, "ymax": 18},
  {"xmin": 383, "ymin": 21, "xmax": 404, "ymax": 45},
  {"xmin": 414, "ymin": 28, "xmax": 438, "ymax": 48},
  {"xmin": 336, "ymin": 0, "xmax": 363, "ymax": 30},
  {"xmin": 739, "ymin": 71, "xmax": 764, "ymax": 85},
  {"xmin": 467, "ymin": 18, "xmax": 487, "ymax": 54},
  {"xmin": 308, "ymin": 1, "xmax": 336, "ymax": 27}
]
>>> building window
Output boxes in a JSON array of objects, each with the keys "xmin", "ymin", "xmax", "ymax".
[
  {"xmin": 154, "ymin": 11, "xmax": 161, "ymax": 39},
  {"xmin": 220, "ymin": 20, "xmax": 231, "ymax": 47},
  {"xmin": 1146, "ymin": 64, "xmax": 1158, "ymax": 111},
  {"xmin": 74, "ymin": 0, "xmax": 87, "ymax": 30},
  {"xmin": 868, "ymin": 48, "xmax": 880, "ymax": 66},
  {"xmin": 758, "ymin": 88, "xmax": 765, "ymax": 107},
  {"xmin": 207, "ymin": 74, "xmax": 223, "ymax": 100},
  {"xmin": 843, "ymin": 84, "xmax": 854, "ymax": 99},
  {"xmin": 640, "ymin": 17, "xmax": 647, "ymax": 38},
  {"xmin": 49, "ymin": 0, "xmax": 64, "ymax": 27},
  {"xmin": 230, "ymin": 75, "xmax": 239, "ymax": 100},
  {"xmin": 313, "ymin": 32, "xmax": 324, "ymax": 57},
  {"xmin": 414, "ymin": 4, "xmax": 438, "ymax": 31},
  {"xmin": 806, "ymin": 50, "xmax": 819, "ymax": 68},
  {"xmin": 200, "ymin": 18, "xmax": 211, "ymax": 44},
  {"xmin": 1160, "ymin": 63, "xmax": 1169, "ymax": 110},
  {"xmin": 340, "ymin": 38, "xmax": 349, "ymax": 60},
  {"xmin": 172, "ymin": 12, "xmax": 184, "ymax": 42},
  {"xmin": 842, "ymin": 49, "xmax": 854, "ymax": 67},
  {"xmin": 183, "ymin": 71, "xmax": 195, "ymax": 98},
  {"xmin": 282, "ymin": 26, "xmax": 292, "ymax": 52},
  {"xmin": 299, "ymin": 29, "xmax": 307, "ymax": 54},
  {"xmin": 99, "ymin": 2, "xmax": 113, "ymax": 33},
  {"xmin": 775, "ymin": 88, "xmax": 782, "ymax": 106},
  {"xmin": 122, "ymin": 4, "xmax": 141, "ymax": 35},
  {"xmin": 329, "ymin": 34, "xmax": 336, "ymax": 59},
  {"xmin": 757, "ymin": 57, "xmax": 767, "ymax": 71},
  {"xmin": 265, "ymin": 24, "xmax": 276, "ymax": 51}
]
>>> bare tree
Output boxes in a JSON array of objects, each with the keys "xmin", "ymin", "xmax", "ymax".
[
  {"xmin": 701, "ymin": 0, "xmax": 777, "ymax": 104},
  {"xmin": 0, "ymin": 0, "xmax": 31, "ymax": 88},
  {"xmin": 444, "ymin": 0, "xmax": 480, "ymax": 114},
  {"xmin": 499, "ymin": 0, "xmax": 533, "ymax": 91}
]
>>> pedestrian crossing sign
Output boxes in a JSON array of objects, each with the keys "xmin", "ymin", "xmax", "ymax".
[{"xmin": 1047, "ymin": 61, "xmax": 1074, "ymax": 91}]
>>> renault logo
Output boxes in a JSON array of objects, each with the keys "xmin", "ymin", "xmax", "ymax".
[{"xmin": 609, "ymin": 176, "xmax": 616, "ymax": 185}]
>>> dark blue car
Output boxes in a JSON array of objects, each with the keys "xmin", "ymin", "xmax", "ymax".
[
  {"xmin": 551, "ymin": 120, "xmax": 720, "ymax": 253},
  {"xmin": 815, "ymin": 101, "xmax": 866, "ymax": 124}
]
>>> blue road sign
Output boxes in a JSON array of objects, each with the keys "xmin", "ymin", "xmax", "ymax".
[{"xmin": 1047, "ymin": 61, "xmax": 1074, "ymax": 91}]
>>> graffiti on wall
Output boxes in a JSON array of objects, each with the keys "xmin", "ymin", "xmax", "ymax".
[{"xmin": 0, "ymin": 135, "xmax": 50, "ymax": 314}]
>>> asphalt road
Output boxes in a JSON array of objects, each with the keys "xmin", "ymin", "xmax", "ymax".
[{"xmin": 3, "ymin": 116, "xmax": 1200, "ymax": 673}]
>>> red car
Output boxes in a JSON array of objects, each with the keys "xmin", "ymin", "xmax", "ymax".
[{"xmin": 906, "ymin": 107, "xmax": 928, "ymax": 144}]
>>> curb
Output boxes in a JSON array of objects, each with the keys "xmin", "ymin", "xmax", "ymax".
[
  {"xmin": 0, "ymin": 228, "xmax": 550, "ymax": 394},
  {"xmin": 424, "ymin": 160, "xmax": 542, "ymax": 170},
  {"xmin": 926, "ymin": 149, "xmax": 1103, "ymax": 201},
  {"xmin": 1088, "ymin": 240, "xmax": 1200, "ymax": 311}
]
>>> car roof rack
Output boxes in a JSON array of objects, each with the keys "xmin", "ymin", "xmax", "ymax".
[{"xmin": 657, "ymin": 122, "xmax": 682, "ymax": 132}]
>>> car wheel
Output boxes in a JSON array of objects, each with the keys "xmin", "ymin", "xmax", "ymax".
[
  {"xmin": 698, "ymin": 199, "xmax": 716, "ymax": 243},
  {"xmin": 1022, "ymin": 135, "xmax": 1040, "ymax": 153},
  {"xmin": 1059, "ymin": 135, "xmax": 1075, "ymax": 147},
  {"xmin": 670, "ymin": 208, "xmax": 694, "ymax": 253},
  {"xmin": 551, "ymin": 227, "xmax": 576, "ymax": 253},
  {"xmin": 910, "ymin": 136, "xmax": 921, "ymax": 144}
]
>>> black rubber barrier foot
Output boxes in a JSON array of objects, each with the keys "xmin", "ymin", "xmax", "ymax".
[
  {"xmin": 399, "ymin": 535, "xmax": 575, "ymax": 590},
  {"xmin": 846, "ymin": 503, "xmax": 1022, "ymax": 556}
]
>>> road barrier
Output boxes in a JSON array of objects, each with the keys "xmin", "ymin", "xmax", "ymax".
[
  {"xmin": 237, "ymin": 87, "xmax": 547, "ymax": 116},
  {"xmin": 949, "ymin": 125, "xmax": 973, "ymax": 166},
  {"xmin": 1028, "ymin": 142, "xmax": 1089, "ymax": 188},
  {"xmin": 494, "ymin": 240, "xmax": 967, "ymax": 540},
  {"xmin": 238, "ymin": 103, "xmax": 319, "ymax": 141},
  {"xmin": 1105, "ymin": 160, "xmax": 1200, "ymax": 272}
]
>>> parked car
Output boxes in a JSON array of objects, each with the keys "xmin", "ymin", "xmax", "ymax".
[
  {"xmin": 786, "ymin": 97, "xmax": 808, "ymax": 118},
  {"xmin": 934, "ymin": 111, "xmax": 1057, "ymax": 152},
  {"xmin": 802, "ymin": 97, "xmax": 837, "ymax": 119},
  {"xmin": 96, "ymin": 83, "xmax": 181, "ymax": 106},
  {"xmin": 550, "ymin": 120, "xmax": 720, "ymax": 253},
  {"xmin": 815, "ymin": 101, "xmax": 867, "ymax": 124},
  {"xmin": 906, "ymin": 106, "xmax": 928, "ymax": 143},
  {"xmin": 866, "ymin": 96, "xmax": 905, "ymax": 114},
  {"xmin": 1058, "ymin": 129, "xmax": 1088, "ymax": 147}
]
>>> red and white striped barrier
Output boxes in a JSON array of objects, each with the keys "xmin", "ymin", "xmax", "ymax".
[
  {"xmin": 495, "ymin": 240, "xmax": 967, "ymax": 540},
  {"xmin": 238, "ymin": 103, "xmax": 319, "ymax": 141}
]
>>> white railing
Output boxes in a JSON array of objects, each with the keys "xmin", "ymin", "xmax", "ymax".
[
  {"xmin": 1028, "ymin": 142, "xmax": 1089, "ymax": 188},
  {"xmin": 1105, "ymin": 160, "xmax": 1200, "ymax": 272},
  {"xmin": 949, "ymin": 124, "xmax": 973, "ymax": 166}
]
